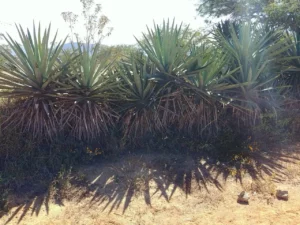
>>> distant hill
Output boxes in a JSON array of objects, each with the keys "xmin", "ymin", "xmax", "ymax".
[
  {"xmin": 62, "ymin": 43, "xmax": 100, "ymax": 50},
  {"xmin": 62, "ymin": 43, "xmax": 74, "ymax": 50}
]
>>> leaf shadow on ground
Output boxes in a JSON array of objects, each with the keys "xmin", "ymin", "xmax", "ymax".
[
  {"xmin": 75, "ymin": 144, "xmax": 300, "ymax": 213},
  {"xmin": 2, "ymin": 143, "xmax": 300, "ymax": 224}
]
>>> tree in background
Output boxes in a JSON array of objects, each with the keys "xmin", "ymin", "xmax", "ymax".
[
  {"xmin": 61, "ymin": 0, "xmax": 113, "ymax": 44},
  {"xmin": 61, "ymin": 12, "xmax": 79, "ymax": 42},
  {"xmin": 196, "ymin": 0, "xmax": 269, "ymax": 23},
  {"xmin": 197, "ymin": 0, "xmax": 300, "ymax": 33},
  {"xmin": 264, "ymin": 0, "xmax": 300, "ymax": 33}
]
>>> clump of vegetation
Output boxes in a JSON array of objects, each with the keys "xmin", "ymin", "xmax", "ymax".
[
  {"xmin": 0, "ymin": 17, "xmax": 299, "ymax": 216},
  {"xmin": 0, "ymin": 20, "xmax": 298, "ymax": 141}
]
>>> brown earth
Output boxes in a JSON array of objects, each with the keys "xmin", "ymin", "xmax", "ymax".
[{"xmin": 1, "ymin": 143, "xmax": 300, "ymax": 225}]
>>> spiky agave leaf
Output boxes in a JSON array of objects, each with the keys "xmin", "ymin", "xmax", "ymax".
[
  {"xmin": 61, "ymin": 42, "xmax": 118, "ymax": 140},
  {"xmin": 0, "ymin": 23, "xmax": 68, "ymax": 138}
]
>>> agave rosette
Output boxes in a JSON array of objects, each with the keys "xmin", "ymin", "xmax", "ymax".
[
  {"xmin": 60, "ymin": 42, "xmax": 118, "ymax": 140},
  {"xmin": 0, "ymin": 23, "xmax": 68, "ymax": 138},
  {"xmin": 215, "ymin": 22, "xmax": 292, "ymax": 123}
]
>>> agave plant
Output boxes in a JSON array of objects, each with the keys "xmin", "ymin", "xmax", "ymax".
[
  {"xmin": 116, "ymin": 54, "xmax": 170, "ymax": 141},
  {"xmin": 60, "ymin": 42, "xmax": 118, "ymax": 140},
  {"xmin": 132, "ymin": 20, "xmax": 202, "ymax": 137},
  {"xmin": 136, "ymin": 19, "xmax": 207, "ymax": 84},
  {"xmin": 0, "ymin": 24, "xmax": 68, "ymax": 138},
  {"xmin": 279, "ymin": 31, "xmax": 300, "ymax": 98},
  {"xmin": 215, "ymin": 22, "xmax": 291, "ymax": 123},
  {"xmin": 130, "ymin": 20, "xmax": 237, "ymax": 137},
  {"xmin": 178, "ymin": 43, "xmax": 242, "ymax": 135}
]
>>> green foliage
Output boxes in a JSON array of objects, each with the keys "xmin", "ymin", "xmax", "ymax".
[
  {"xmin": 117, "ymin": 54, "xmax": 170, "ymax": 141},
  {"xmin": 0, "ymin": 24, "xmax": 67, "ymax": 95},
  {"xmin": 0, "ymin": 20, "xmax": 298, "ymax": 142},
  {"xmin": 279, "ymin": 31, "xmax": 300, "ymax": 98},
  {"xmin": 136, "ymin": 19, "xmax": 205, "ymax": 80},
  {"xmin": 61, "ymin": 42, "xmax": 118, "ymax": 140},
  {"xmin": 197, "ymin": 0, "xmax": 268, "ymax": 22},
  {"xmin": 215, "ymin": 22, "xmax": 290, "ymax": 115},
  {"xmin": 131, "ymin": 19, "xmax": 233, "ymax": 137},
  {"xmin": 0, "ymin": 24, "xmax": 68, "ymax": 138},
  {"xmin": 264, "ymin": 0, "xmax": 300, "ymax": 32}
]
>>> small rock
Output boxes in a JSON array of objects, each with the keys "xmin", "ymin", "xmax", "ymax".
[
  {"xmin": 238, "ymin": 191, "xmax": 250, "ymax": 204},
  {"xmin": 276, "ymin": 190, "xmax": 288, "ymax": 200}
]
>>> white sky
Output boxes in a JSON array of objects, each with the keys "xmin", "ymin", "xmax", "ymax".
[{"xmin": 0, "ymin": 0, "xmax": 205, "ymax": 45}]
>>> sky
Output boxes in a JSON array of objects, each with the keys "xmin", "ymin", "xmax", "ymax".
[{"xmin": 0, "ymin": 0, "xmax": 205, "ymax": 46}]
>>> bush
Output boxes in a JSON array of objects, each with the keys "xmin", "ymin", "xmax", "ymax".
[
  {"xmin": 0, "ymin": 128, "xmax": 114, "ymax": 214},
  {"xmin": 253, "ymin": 110, "xmax": 300, "ymax": 144}
]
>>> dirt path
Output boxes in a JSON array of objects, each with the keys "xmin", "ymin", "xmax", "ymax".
[{"xmin": 1, "ymin": 143, "xmax": 300, "ymax": 225}]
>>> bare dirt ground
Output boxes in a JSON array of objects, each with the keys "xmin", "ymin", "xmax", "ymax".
[{"xmin": 1, "ymin": 142, "xmax": 300, "ymax": 225}]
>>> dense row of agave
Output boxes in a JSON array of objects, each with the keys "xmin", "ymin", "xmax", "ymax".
[{"xmin": 0, "ymin": 20, "xmax": 299, "ymax": 142}]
